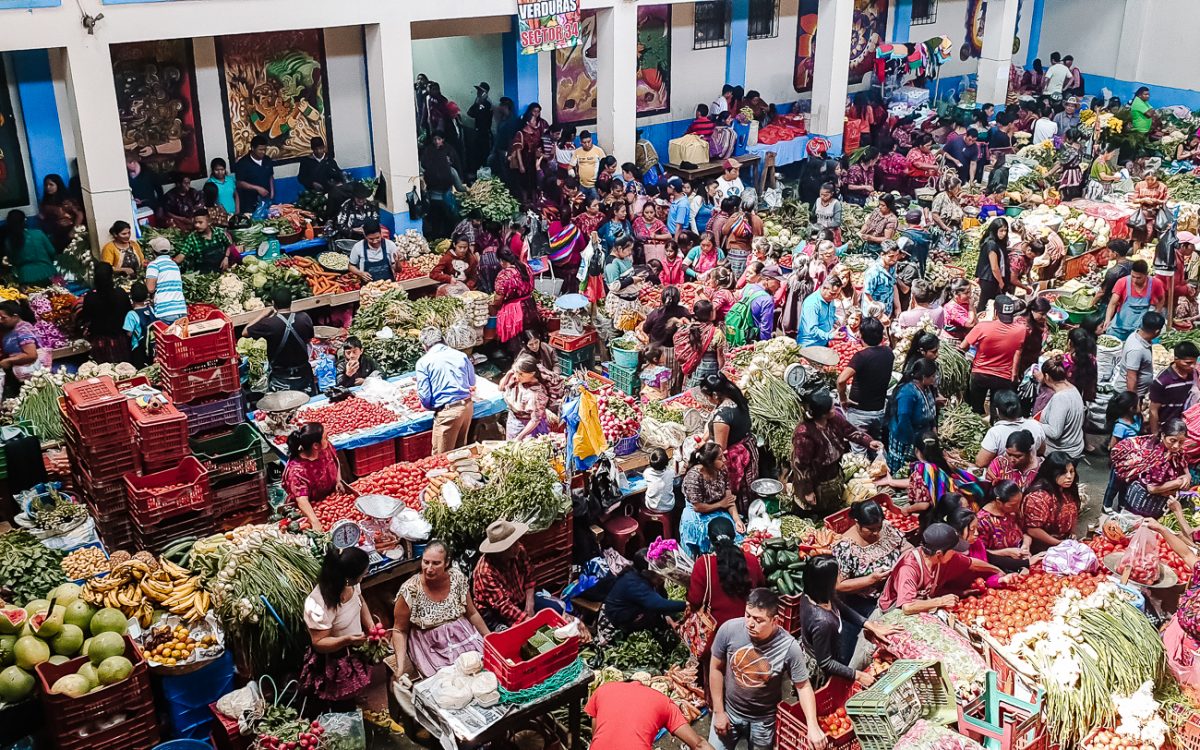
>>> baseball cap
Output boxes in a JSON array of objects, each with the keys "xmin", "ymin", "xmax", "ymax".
[
  {"xmin": 722, "ymin": 158, "xmax": 740, "ymax": 170},
  {"xmin": 759, "ymin": 265, "xmax": 784, "ymax": 280},
  {"xmin": 474, "ymin": 82, "xmax": 490, "ymax": 92},
  {"xmin": 148, "ymin": 237, "xmax": 173, "ymax": 255},
  {"xmin": 666, "ymin": 176, "xmax": 684, "ymax": 191},
  {"xmin": 995, "ymin": 294, "xmax": 1017, "ymax": 323}
]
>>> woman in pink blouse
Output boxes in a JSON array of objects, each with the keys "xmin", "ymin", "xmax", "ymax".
[
  {"xmin": 282, "ymin": 423, "xmax": 342, "ymax": 533},
  {"xmin": 941, "ymin": 278, "xmax": 976, "ymax": 340}
]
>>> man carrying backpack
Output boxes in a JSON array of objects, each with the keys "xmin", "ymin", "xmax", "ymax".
[{"xmin": 726, "ymin": 266, "xmax": 783, "ymax": 346}]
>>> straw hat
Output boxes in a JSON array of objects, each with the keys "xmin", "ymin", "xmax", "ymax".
[{"xmin": 479, "ymin": 519, "xmax": 529, "ymax": 554}]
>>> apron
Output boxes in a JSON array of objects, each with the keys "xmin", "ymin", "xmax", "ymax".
[
  {"xmin": 358, "ymin": 245, "xmax": 395, "ymax": 282},
  {"xmin": 268, "ymin": 313, "xmax": 317, "ymax": 395},
  {"xmin": 1110, "ymin": 275, "xmax": 1154, "ymax": 342}
]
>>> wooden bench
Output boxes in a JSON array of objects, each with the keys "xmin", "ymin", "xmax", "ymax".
[{"xmin": 663, "ymin": 152, "xmax": 761, "ymax": 183}]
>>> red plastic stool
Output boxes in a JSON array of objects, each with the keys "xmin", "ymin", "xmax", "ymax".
[
  {"xmin": 637, "ymin": 506, "xmax": 676, "ymax": 544},
  {"xmin": 603, "ymin": 514, "xmax": 642, "ymax": 557}
]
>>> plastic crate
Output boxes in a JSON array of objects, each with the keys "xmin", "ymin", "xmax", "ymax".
[
  {"xmin": 526, "ymin": 515, "xmax": 573, "ymax": 552},
  {"xmin": 398, "ymin": 430, "xmax": 434, "ymax": 462},
  {"xmin": 530, "ymin": 555, "xmax": 571, "ymax": 593},
  {"xmin": 178, "ymin": 392, "xmax": 245, "ymax": 437},
  {"xmin": 602, "ymin": 361, "xmax": 641, "ymax": 398},
  {"xmin": 131, "ymin": 508, "xmax": 215, "ymax": 554},
  {"xmin": 212, "ymin": 474, "xmax": 268, "ymax": 518},
  {"xmin": 1169, "ymin": 704, "xmax": 1200, "ymax": 750},
  {"xmin": 549, "ymin": 329, "xmax": 598, "ymax": 352},
  {"xmin": 483, "ymin": 609, "xmax": 580, "ymax": 691},
  {"xmin": 35, "ymin": 635, "xmax": 151, "ymax": 733},
  {"xmin": 556, "ymin": 344, "xmax": 595, "ymax": 376},
  {"xmin": 957, "ymin": 672, "xmax": 1048, "ymax": 750},
  {"xmin": 614, "ymin": 435, "xmax": 639, "ymax": 456},
  {"xmin": 62, "ymin": 377, "xmax": 128, "ymax": 435},
  {"xmin": 824, "ymin": 495, "xmax": 916, "ymax": 536},
  {"xmin": 124, "ymin": 456, "xmax": 212, "ymax": 525},
  {"xmin": 845, "ymin": 660, "xmax": 953, "ymax": 750},
  {"xmin": 50, "ymin": 713, "xmax": 159, "ymax": 750},
  {"xmin": 775, "ymin": 593, "xmax": 805, "ymax": 635},
  {"xmin": 161, "ymin": 359, "xmax": 241, "ymax": 404},
  {"xmin": 349, "ymin": 439, "xmax": 397, "ymax": 478},
  {"xmin": 153, "ymin": 310, "xmax": 236, "ymax": 370},
  {"xmin": 93, "ymin": 514, "xmax": 134, "ymax": 551},
  {"xmin": 778, "ymin": 677, "xmax": 860, "ymax": 750},
  {"xmin": 127, "ymin": 399, "xmax": 188, "ymax": 455},
  {"xmin": 190, "ymin": 424, "xmax": 265, "ymax": 487}
]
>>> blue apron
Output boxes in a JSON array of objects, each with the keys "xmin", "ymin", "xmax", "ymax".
[
  {"xmin": 358, "ymin": 245, "xmax": 395, "ymax": 282},
  {"xmin": 1109, "ymin": 275, "xmax": 1153, "ymax": 342}
]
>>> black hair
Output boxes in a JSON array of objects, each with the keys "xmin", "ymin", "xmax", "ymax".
[
  {"xmin": 362, "ymin": 219, "xmax": 382, "ymax": 236},
  {"xmin": 496, "ymin": 245, "xmax": 533, "ymax": 286},
  {"xmin": 648, "ymin": 447, "xmax": 670, "ymax": 471},
  {"xmin": 992, "ymin": 390, "xmax": 1022, "ymax": 420},
  {"xmin": 688, "ymin": 441, "xmax": 724, "ymax": 471},
  {"xmin": 130, "ymin": 281, "xmax": 149, "ymax": 304},
  {"xmin": 803, "ymin": 554, "xmax": 839, "ymax": 605},
  {"xmin": 699, "ymin": 373, "xmax": 751, "ymax": 413},
  {"xmin": 210, "ymin": 157, "xmax": 227, "ymax": 170},
  {"xmin": 921, "ymin": 523, "xmax": 960, "ymax": 555},
  {"xmin": 661, "ymin": 285, "xmax": 682, "ymax": 308},
  {"xmin": 1041, "ymin": 355, "xmax": 1069, "ymax": 383},
  {"xmin": 1105, "ymin": 390, "xmax": 1140, "ymax": 434},
  {"xmin": 696, "ymin": 103, "xmax": 709, "ymax": 117},
  {"xmin": 1131, "ymin": 259, "xmax": 1150, "ymax": 275},
  {"xmin": 1067, "ymin": 329, "xmax": 1097, "ymax": 400},
  {"xmin": 1005, "ymin": 429, "xmax": 1036, "ymax": 454},
  {"xmin": 201, "ymin": 181, "xmax": 219, "ymax": 207},
  {"xmin": 271, "ymin": 286, "xmax": 293, "ymax": 310},
  {"xmin": 1141, "ymin": 310, "xmax": 1165, "ymax": 333},
  {"xmin": 1163, "ymin": 418, "xmax": 1188, "ymax": 437},
  {"xmin": 345, "ymin": 335, "xmax": 363, "ymax": 349},
  {"xmin": 746, "ymin": 587, "xmax": 779, "ymax": 616},
  {"xmin": 1135, "ymin": 86, "xmax": 1150, "ymax": 98},
  {"xmin": 947, "ymin": 507, "xmax": 977, "ymax": 536},
  {"xmin": 806, "ymin": 390, "xmax": 835, "ymax": 420},
  {"xmin": 1028, "ymin": 451, "xmax": 1079, "ymax": 504},
  {"xmin": 109, "ymin": 220, "xmax": 131, "ymax": 237},
  {"xmin": 286, "ymin": 422, "xmax": 324, "ymax": 459},
  {"xmin": 993, "ymin": 479, "xmax": 1022, "ymax": 505},
  {"xmin": 250, "ymin": 135, "xmax": 269, "ymax": 149},
  {"xmin": 0, "ymin": 299, "xmax": 35, "ymax": 325},
  {"xmin": 720, "ymin": 195, "xmax": 741, "ymax": 214},
  {"xmin": 920, "ymin": 490, "xmax": 964, "ymax": 532},
  {"xmin": 708, "ymin": 516, "xmax": 751, "ymax": 601},
  {"xmin": 915, "ymin": 431, "xmax": 955, "ymax": 481},
  {"xmin": 850, "ymin": 498, "xmax": 885, "ymax": 527},
  {"xmin": 860, "ymin": 317, "xmax": 885, "ymax": 346},
  {"xmin": 41, "ymin": 174, "xmax": 69, "ymax": 206},
  {"xmin": 318, "ymin": 547, "xmax": 370, "ymax": 613},
  {"xmin": 4, "ymin": 210, "xmax": 27, "ymax": 254},
  {"xmin": 879, "ymin": 194, "xmax": 897, "ymax": 212},
  {"xmin": 901, "ymin": 332, "xmax": 940, "ymax": 376},
  {"xmin": 1175, "ymin": 341, "xmax": 1200, "ymax": 360}
]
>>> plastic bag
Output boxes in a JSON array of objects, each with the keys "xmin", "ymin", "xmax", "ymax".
[
  {"xmin": 215, "ymin": 681, "xmax": 265, "ymax": 734},
  {"xmin": 1119, "ymin": 523, "xmax": 1163, "ymax": 585},
  {"xmin": 318, "ymin": 711, "xmax": 366, "ymax": 750},
  {"xmin": 391, "ymin": 508, "xmax": 431, "ymax": 541},
  {"xmin": 1042, "ymin": 539, "xmax": 1098, "ymax": 575}
]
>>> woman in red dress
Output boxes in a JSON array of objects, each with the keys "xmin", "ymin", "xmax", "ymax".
[
  {"xmin": 282, "ymin": 423, "xmax": 342, "ymax": 533},
  {"xmin": 493, "ymin": 246, "xmax": 542, "ymax": 357},
  {"xmin": 1020, "ymin": 451, "xmax": 1081, "ymax": 552}
]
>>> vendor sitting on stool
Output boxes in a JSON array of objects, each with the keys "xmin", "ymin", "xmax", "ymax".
[
  {"xmin": 472, "ymin": 519, "xmax": 563, "ymax": 630},
  {"xmin": 336, "ymin": 336, "xmax": 380, "ymax": 387},
  {"xmin": 415, "ymin": 327, "xmax": 475, "ymax": 454}
]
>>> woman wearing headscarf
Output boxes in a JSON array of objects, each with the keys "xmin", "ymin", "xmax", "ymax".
[
  {"xmin": 792, "ymin": 391, "xmax": 882, "ymax": 515},
  {"xmin": 798, "ymin": 137, "xmax": 837, "ymax": 207}
]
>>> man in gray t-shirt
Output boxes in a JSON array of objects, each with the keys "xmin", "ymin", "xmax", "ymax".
[
  {"xmin": 708, "ymin": 589, "xmax": 828, "ymax": 750},
  {"xmin": 1113, "ymin": 311, "xmax": 1163, "ymax": 400}
]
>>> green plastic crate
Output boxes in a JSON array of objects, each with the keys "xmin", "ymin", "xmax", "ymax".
[
  {"xmin": 556, "ymin": 344, "xmax": 595, "ymax": 376},
  {"xmin": 603, "ymin": 361, "xmax": 641, "ymax": 398},
  {"xmin": 845, "ymin": 660, "xmax": 953, "ymax": 750}
]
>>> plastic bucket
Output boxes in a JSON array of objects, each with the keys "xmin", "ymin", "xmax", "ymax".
[
  {"xmin": 610, "ymin": 344, "xmax": 640, "ymax": 369},
  {"xmin": 154, "ymin": 741, "xmax": 215, "ymax": 749}
]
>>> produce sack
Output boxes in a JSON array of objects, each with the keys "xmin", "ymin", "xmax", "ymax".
[
  {"xmin": 1042, "ymin": 539, "xmax": 1098, "ymax": 575},
  {"xmin": 1119, "ymin": 523, "xmax": 1163, "ymax": 585},
  {"xmin": 318, "ymin": 711, "xmax": 366, "ymax": 750}
]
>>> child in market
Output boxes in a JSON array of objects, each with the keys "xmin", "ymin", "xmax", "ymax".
[
  {"xmin": 123, "ymin": 281, "xmax": 154, "ymax": 368},
  {"xmin": 659, "ymin": 241, "xmax": 686, "ymax": 285},
  {"xmin": 643, "ymin": 448, "xmax": 677, "ymax": 513},
  {"xmin": 1102, "ymin": 390, "xmax": 1143, "ymax": 512}
]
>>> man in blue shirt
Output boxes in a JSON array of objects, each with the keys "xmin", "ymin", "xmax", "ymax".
[
  {"xmin": 234, "ymin": 135, "xmax": 275, "ymax": 213},
  {"xmin": 797, "ymin": 276, "xmax": 844, "ymax": 347},
  {"xmin": 415, "ymin": 327, "xmax": 476, "ymax": 453},
  {"xmin": 862, "ymin": 242, "xmax": 905, "ymax": 321},
  {"xmin": 665, "ymin": 177, "xmax": 691, "ymax": 241},
  {"xmin": 741, "ymin": 266, "xmax": 783, "ymax": 341},
  {"xmin": 942, "ymin": 128, "xmax": 980, "ymax": 183}
]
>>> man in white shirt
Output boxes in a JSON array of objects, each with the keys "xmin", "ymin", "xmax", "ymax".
[
  {"xmin": 348, "ymin": 220, "xmax": 400, "ymax": 282},
  {"xmin": 1032, "ymin": 104, "xmax": 1058, "ymax": 145},
  {"xmin": 711, "ymin": 84, "xmax": 733, "ymax": 117},
  {"xmin": 1043, "ymin": 54, "xmax": 1071, "ymax": 98},
  {"xmin": 715, "ymin": 158, "xmax": 744, "ymax": 201}
]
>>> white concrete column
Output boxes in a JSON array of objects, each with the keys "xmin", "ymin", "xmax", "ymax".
[
  {"xmin": 58, "ymin": 42, "xmax": 134, "ymax": 250},
  {"xmin": 365, "ymin": 21, "xmax": 421, "ymax": 224},
  {"xmin": 976, "ymin": 0, "xmax": 1020, "ymax": 106},
  {"xmin": 594, "ymin": 3, "xmax": 638, "ymax": 163},
  {"xmin": 809, "ymin": 0, "xmax": 854, "ymax": 154},
  {"xmin": 1114, "ymin": 0, "xmax": 1150, "ymax": 85}
]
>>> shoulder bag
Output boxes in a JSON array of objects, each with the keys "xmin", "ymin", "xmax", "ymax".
[{"xmin": 680, "ymin": 557, "xmax": 718, "ymax": 658}]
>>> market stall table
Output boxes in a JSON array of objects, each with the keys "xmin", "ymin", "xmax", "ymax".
[
  {"xmin": 664, "ymin": 153, "xmax": 760, "ymax": 183},
  {"xmin": 254, "ymin": 373, "xmax": 506, "ymax": 456},
  {"xmin": 746, "ymin": 135, "xmax": 810, "ymax": 168},
  {"xmin": 410, "ymin": 665, "xmax": 591, "ymax": 750},
  {"xmin": 1066, "ymin": 198, "xmax": 1138, "ymax": 240},
  {"xmin": 225, "ymin": 275, "xmax": 439, "ymax": 327}
]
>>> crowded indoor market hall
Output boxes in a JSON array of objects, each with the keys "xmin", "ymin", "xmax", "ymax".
[{"xmin": 7, "ymin": 0, "xmax": 1200, "ymax": 748}]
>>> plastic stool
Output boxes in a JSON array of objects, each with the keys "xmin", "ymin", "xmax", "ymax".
[
  {"xmin": 637, "ymin": 506, "xmax": 676, "ymax": 543},
  {"xmin": 155, "ymin": 740, "xmax": 215, "ymax": 749},
  {"xmin": 603, "ymin": 514, "xmax": 642, "ymax": 557}
]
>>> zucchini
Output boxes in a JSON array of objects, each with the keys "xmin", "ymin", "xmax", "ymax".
[
  {"xmin": 762, "ymin": 549, "xmax": 778, "ymax": 570},
  {"xmin": 788, "ymin": 561, "xmax": 807, "ymax": 573},
  {"xmin": 778, "ymin": 571, "xmax": 795, "ymax": 595}
]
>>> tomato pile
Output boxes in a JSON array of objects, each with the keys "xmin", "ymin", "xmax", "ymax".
[
  {"xmin": 818, "ymin": 707, "xmax": 853, "ymax": 738},
  {"xmin": 351, "ymin": 455, "xmax": 450, "ymax": 510},
  {"xmin": 1084, "ymin": 728, "xmax": 1156, "ymax": 750},
  {"xmin": 883, "ymin": 502, "xmax": 918, "ymax": 534},
  {"xmin": 639, "ymin": 282, "xmax": 701, "ymax": 309},
  {"xmin": 597, "ymin": 389, "xmax": 640, "ymax": 440},
  {"xmin": 398, "ymin": 390, "xmax": 427, "ymax": 413},
  {"xmin": 296, "ymin": 397, "xmax": 400, "ymax": 437},
  {"xmin": 828, "ymin": 338, "xmax": 864, "ymax": 369},
  {"xmin": 312, "ymin": 493, "xmax": 367, "ymax": 527},
  {"xmin": 664, "ymin": 391, "xmax": 707, "ymax": 411},
  {"xmin": 778, "ymin": 254, "xmax": 794, "ymax": 269},
  {"xmin": 396, "ymin": 262, "xmax": 427, "ymax": 281},
  {"xmin": 1086, "ymin": 533, "xmax": 1192, "ymax": 583},
  {"xmin": 953, "ymin": 569, "xmax": 1104, "ymax": 642}
]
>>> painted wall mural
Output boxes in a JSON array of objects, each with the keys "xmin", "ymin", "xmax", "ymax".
[
  {"xmin": 966, "ymin": 0, "xmax": 1025, "ymax": 59},
  {"xmin": 111, "ymin": 40, "xmax": 205, "ymax": 180},
  {"xmin": 551, "ymin": 4, "xmax": 671, "ymax": 125},
  {"xmin": 215, "ymin": 29, "xmax": 331, "ymax": 163},
  {"xmin": 0, "ymin": 63, "xmax": 30, "ymax": 211},
  {"xmin": 794, "ymin": 0, "xmax": 889, "ymax": 93}
]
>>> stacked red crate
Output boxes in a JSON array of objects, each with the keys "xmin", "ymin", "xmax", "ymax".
[
  {"xmin": 154, "ymin": 311, "xmax": 240, "ymax": 430},
  {"xmin": 123, "ymin": 456, "xmax": 214, "ymax": 553}
]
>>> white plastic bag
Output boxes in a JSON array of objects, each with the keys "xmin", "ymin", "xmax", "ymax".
[{"xmin": 391, "ymin": 508, "xmax": 431, "ymax": 541}]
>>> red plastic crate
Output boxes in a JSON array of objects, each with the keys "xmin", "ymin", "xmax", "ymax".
[
  {"xmin": 212, "ymin": 474, "xmax": 268, "ymax": 518},
  {"xmin": 160, "ymin": 359, "xmax": 240, "ymax": 404},
  {"xmin": 526, "ymin": 515, "xmax": 573, "ymax": 553},
  {"xmin": 824, "ymin": 495, "xmax": 914, "ymax": 535},
  {"xmin": 775, "ymin": 593, "xmax": 805, "ymax": 635},
  {"xmin": 217, "ymin": 505, "xmax": 270, "ymax": 531},
  {"xmin": 778, "ymin": 676, "xmax": 861, "ymax": 750},
  {"xmin": 124, "ymin": 456, "xmax": 211, "ymax": 524},
  {"xmin": 397, "ymin": 430, "xmax": 433, "ymax": 462},
  {"xmin": 349, "ymin": 439, "xmax": 397, "ymax": 477},
  {"xmin": 64, "ymin": 435, "xmax": 138, "ymax": 482},
  {"xmin": 1170, "ymin": 705, "xmax": 1200, "ymax": 750},
  {"xmin": 50, "ymin": 713, "xmax": 159, "ymax": 750},
  {"xmin": 93, "ymin": 515, "xmax": 134, "ymax": 551},
  {"xmin": 153, "ymin": 310, "xmax": 236, "ymax": 370},
  {"xmin": 130, "ymin": 508, "xmax": 214, "ymax": 553},
  {"xmin": 179, "ymin": 392, "xmax": 245, "ymax": 436},
  {"xmin": 483, "ymin": 609, "xmax": 579, "ymax": 691},
  {"xmin": 127, "ymin": 398, "xmax": 188, "ymax": 453},
  {"xmin": 210, "ymin": 702, "xmax": 253, "ymax": 750},
  {"xmin": 549, "ymin": 329, "xmax": 598, "ymax": 352},
  {"xmin": 35, "ymin": 636, "xmax": 150, "ymax": 732}
]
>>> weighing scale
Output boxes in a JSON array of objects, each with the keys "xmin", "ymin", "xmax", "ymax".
[
  {"xmin": 749, "ymin": 478, "xmax": 784, "ymax": 515},
  {"xmin": 255, "ymin": 226, "xmax": 283, "ymax": 260},
  {"xmin": 354, "ymin": 494, "xmax": 404, "ymax": 558},
  {"xmin": 256, "ymin": 390, "xmax": 310, "ymax": 436},
  {"xmin": 554, "ymin": 294, "xmax": 591, "ymax": 337},
  {"xmin": 330, "ymin": 520, "xmax": 364, "ymax": 550}
]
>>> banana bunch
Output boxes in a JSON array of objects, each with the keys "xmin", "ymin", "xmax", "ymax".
[{"xmin": 82, "ymin": 556, "xmax": 211, "ymax": 627}]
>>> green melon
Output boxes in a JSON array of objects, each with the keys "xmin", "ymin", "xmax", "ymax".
[
  {"xmin": 50, "ymin": 674, "xmax": 90, "ymax": 697},
  {"xmin": 87, "ymin": 631, "xmax": 125, "ymax": 666},
  {"xmin": 50, "ymin": 624, "xmax": 84, "ymax": 656},
  {"xmin": 0, "ymin": 635, "xmax": 16, "ymax": 667},
  {"xmin": 49, "ymin": 583, "xmax": 82, "ymax": 606},
  {"xmin": 48, "ymin": 655, "xmax": 69, "ymax": 665},
  {"xmin": 13, "ymin": 636, "xmax": 49, "ymax": 671},
  {"xmin": 63, "ymin": 600, "xmax": 95, "ymax": 631},
  {"xmin": 88, "ymin": 608, "xmax": 127, "ymax": 637},
  {"xmin": 76, "ymin": 662, "xmax": 98, "ymax": 690},
  {"xmin": 0, "ymin": 606, "xmax": 26, "ymax": 635},
  {"xmin": 0, "ymin": 666, "xmax": 34, "ymax": 702},
  {"xmin": 96, "ymin": 655, "xmax": 133, "ymax": 685}
]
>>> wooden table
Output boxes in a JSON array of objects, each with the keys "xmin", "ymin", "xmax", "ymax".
[
  {"xmin": 225, "ymin": 275, "xmax": 438, "ymax": 327},
  {"xmin": 663, "ymin": 153, "xmax": 761, "ymax": 183}
]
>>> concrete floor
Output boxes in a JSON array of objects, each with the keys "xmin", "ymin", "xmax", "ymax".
[{"xmin": 367, "ymin": 446, "xmax": 1116, "ymax": 750}]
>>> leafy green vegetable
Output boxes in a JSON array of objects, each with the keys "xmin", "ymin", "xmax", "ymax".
[
  {"xmin": 0, "ymin": 530, "xmax": 67, "ymax": 603},
  {"xmin": 458, "ymin": 178, "xmax": 521, "ymax": 223}
]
